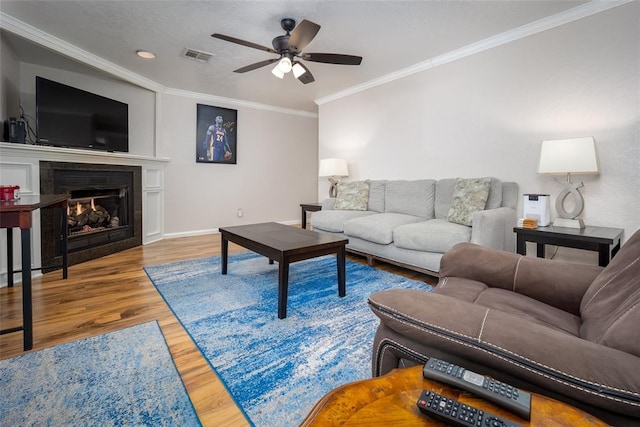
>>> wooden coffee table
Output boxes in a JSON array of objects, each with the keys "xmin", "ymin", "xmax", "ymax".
[
  {"xmin": 219, "ymin": 222, "xmax": 349, "ymax": 319},
  {"xmin": 301, "ymin": 365, "xmax": 608, "ymax": 426}
]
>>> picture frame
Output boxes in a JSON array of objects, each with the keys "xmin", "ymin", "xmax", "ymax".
[{"xmin": 196, "ymin": 104, "xmax": 237, "ymax": 164}]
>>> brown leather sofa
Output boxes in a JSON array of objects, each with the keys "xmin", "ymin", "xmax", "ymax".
[{"xmin": 368, "ymin": 228, "xmax": 640, "ymax": 426}]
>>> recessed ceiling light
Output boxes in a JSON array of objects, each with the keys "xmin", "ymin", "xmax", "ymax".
[{"xmin": 136, "ymin": 50, "xmax": 156, "ymax": 59}]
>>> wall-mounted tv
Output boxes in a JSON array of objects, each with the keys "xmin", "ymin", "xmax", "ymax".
[{"xmin": 36, "ymin": 76, "xmax": 129, "ymax": 153}]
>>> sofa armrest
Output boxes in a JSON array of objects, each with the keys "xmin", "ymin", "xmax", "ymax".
[
  {"xmin": 439, "ymin": 243, "xmax": 603, "ymax": 315},
  {"xmin": 368, "ymin": 289, "xmax": 640, "ymax": 417},
  {"xmin": 321, "ymin": 198, "xmax": 336, "ymax": 210},
  {"xmin": 470, "ymin": 207, "xmax": 516, "ymax": 252}
]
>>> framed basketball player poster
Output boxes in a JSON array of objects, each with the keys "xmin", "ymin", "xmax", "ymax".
[{"xmin": 196, "ymin": 104, "xmax": 237, "ymax": 164}]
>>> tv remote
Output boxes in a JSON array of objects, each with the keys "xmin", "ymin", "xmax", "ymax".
[
  {"xmin": 423, "ymin": 358, "xmax": 531, "ymax": 420},
  {"xmin": 416, "ymin": 389, "xmax": 524, "ymax": 427}
]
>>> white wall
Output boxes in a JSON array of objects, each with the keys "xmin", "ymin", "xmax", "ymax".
[
  {"xmin": 0, "ymin": 36, "xmax": 20, "ymax": 120},
  {"xmin": 159, "ymin": 93, "xmax": 318, "ymax": 236},
  {"xmin": 319, "ymin": 3, "xmax": 639, "ymax": 258}
]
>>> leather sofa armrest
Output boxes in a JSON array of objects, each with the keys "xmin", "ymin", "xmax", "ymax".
[
  {"xmin": 368, "ymin": 289, "xmax": 640, "ymax": 418},
  {"xmin": 439, "ymin": 243, "xmax": 603, "ymax": 315},
  {"xmin": 470, "ymin": 207, "xmax": 516, "ymax": 252}
]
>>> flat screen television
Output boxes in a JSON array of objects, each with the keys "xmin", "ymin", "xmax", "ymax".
[{"xmin": 35, "ymin": 76, "xmax": 129, "ymax": 152}]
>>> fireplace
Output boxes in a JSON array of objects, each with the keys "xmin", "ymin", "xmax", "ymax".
[{"xmin": 40, "ymin": 161, "xmax": 142, "ymax": 269}]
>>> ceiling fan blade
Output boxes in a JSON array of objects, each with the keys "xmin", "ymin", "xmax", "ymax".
[
  {"xmin": 302, "ymin": 53, "xmax": 362, "ymax": 65},
  {"xmin": 287, "ymin": 19, "xmax": 321, "ymax": 52},
  {"xmin": 234, "ymin": 58, "xmax": 279, "ymax": 73},
  {"xmin": 294, "ymin": 62, "xmax": 315, "ymax": 85},
  {"xmin": 212, "ymin": 33, "xmax": 277, "ymax": 54}
]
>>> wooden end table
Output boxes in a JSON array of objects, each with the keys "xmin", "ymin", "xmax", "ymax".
[
  {"xmin": 301, "ymin": 365, "xmax": 608, "ymax": 426},
  {"xmin": 514, "ymin": 225, "xmax": 624, "ymax": 267},
  {"xmin": 0, "ymin": 194, "xmax": 69, "ymax": 350},
  {"xmin": 300, "ymin": 202, "xmax": 322, "ymax": 229},
  {"xmin": 219, "ymin": 222, "xmax": 348, "ymax": 319}
]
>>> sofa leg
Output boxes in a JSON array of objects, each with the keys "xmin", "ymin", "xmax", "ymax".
[{"xmin": 367, "ymin": 255, "xmax": 375, "ymax": 267}]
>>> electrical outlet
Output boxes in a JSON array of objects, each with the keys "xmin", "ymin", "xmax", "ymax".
[{"xmin": 237, "ymin": 208, "xmax": 243, "ymax": 218}]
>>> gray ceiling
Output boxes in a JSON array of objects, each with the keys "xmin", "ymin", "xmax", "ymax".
[{"xmin": 1, "ymin": 1, "xmax": 589, "ymax": 113}]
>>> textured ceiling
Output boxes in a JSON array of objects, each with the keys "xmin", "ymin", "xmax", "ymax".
[{"xmin": 1, "ymin": 1, "xmax": 590, "ymax": 113}]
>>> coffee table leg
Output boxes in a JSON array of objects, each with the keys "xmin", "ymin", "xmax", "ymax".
[
  {"xmin": 278, "ymin": 260, "xmax": 289, "ymax": 319},
  {"xmin": 221, "ymin": 234, "xmax": 228, "ymax": 275},
  {"xmin": 337, "ymin": 246, "xmax": 346, "ymax": 297}
]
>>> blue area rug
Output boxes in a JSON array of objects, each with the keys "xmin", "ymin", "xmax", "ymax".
[
  {"xmin": 144, "ymin": 252, "xmax": 432, "ymax": 426},
  {"xmin": 0, "ymin": 321, "xmax": 200, "ymax": 426}
]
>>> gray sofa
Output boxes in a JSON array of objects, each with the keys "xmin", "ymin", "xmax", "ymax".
[{"xmin": 311, "ymin": 178, "xmax": 518, "ymax": 275}]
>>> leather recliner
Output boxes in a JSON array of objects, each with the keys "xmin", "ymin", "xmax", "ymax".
[{"xmin": 368, "ymin": 228, "xmax": 640, "ymax": 426}]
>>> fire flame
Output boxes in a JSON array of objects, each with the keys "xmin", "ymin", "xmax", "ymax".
[{"xmin": 67, "ymin": 198, "xmax": 95, "ymax": 216}]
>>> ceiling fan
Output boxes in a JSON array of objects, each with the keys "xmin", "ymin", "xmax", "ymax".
[{"xmin": 211, "ymin": 18, "xmax": 362, "ymax": 84}]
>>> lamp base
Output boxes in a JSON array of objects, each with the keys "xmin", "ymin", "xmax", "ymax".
[
  {"xmin": 553, "ymin": 218, "xmax": 585, "ymax": 229},
  {"xmin": 328, "ymin": 178, "xmax": 338, "ymax": 198}
]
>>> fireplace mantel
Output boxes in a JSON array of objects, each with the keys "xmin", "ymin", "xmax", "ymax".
[
  {"xmin": 0, "ymin": 141, "xmax": 168, "ymax": 285},
  {"xmin": 0, "ymin": 141, "xmax": 170, "ymax": 163}
]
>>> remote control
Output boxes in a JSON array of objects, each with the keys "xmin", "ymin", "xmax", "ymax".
[
  {"xmin": 423, "ymin": 358, "xmax": 531, "ymax": 420},
  {"xmin": 417, "ymin": 389, "xmax": 524, "ymax": 427}
]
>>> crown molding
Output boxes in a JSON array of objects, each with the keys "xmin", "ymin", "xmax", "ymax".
[
  {"xmin": 163, "ymin": 88, "xmax": 318, "ymax": 118},
  {"xmin": 0, "ymin": 12, "xmax": 165, "ymax": 92},
  {"xmin": 315, "ymin": 0, "xmax": 634, "ymax": 106}
]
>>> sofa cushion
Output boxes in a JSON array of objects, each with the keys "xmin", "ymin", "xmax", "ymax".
[
  {"xmin": 311, "ymin": 209, "xmax": 375, "ymax": 233},
  {"xmin": 334, "ymin": 181, "xmax": 370, "ymax": 211},
  {"xmin": 447, "ymin": 177, "xmax": 492, "ymax": 226},
  {"xmin": 435, "ymin": 178, "xmax": 457, "ymax": 219},
  {"xmin": 580, "ymin": 228, "xmax": 640, "ymax": 357},
  {"xmin": 434, "ymin": 279, "xmax": 582, "ymax": 336},
  {"xmin": 436, "ymin": 178, "xmax": 503, "ymax": 219},
  {"xmin": 394, "ymin": 219, "xmax": 472, "ymax": 253},
  {"xmin": 485, "ymin": 178, "xmax": 503, "ymax": 209},
  {"xmin": 344, "ymin": 213, "xmax": 424, "ymax": 245},
  {"xmin": 367, "ymin": 180, "xmax": 386, "ymax": 212},
  {"xmin": 384, "ymin": 180, "xmax": 435, "ymax": 219}
]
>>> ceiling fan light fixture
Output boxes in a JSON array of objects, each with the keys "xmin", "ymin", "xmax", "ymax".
[
  {"xmin": 271, "ymin": 64, "xmax": 285, "ymax": 79},
  {"xmin": 292, "ymin": 62, "xmax": 306, "ymax": 78},
  {"xmin": 277, "ymin": 56, "xmax": 292, "ymax": 73}
]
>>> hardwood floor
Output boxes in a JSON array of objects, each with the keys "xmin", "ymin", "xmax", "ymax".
[{"xmin": 0, "ymin": 231, "xmax": 436, "ymax": 426}]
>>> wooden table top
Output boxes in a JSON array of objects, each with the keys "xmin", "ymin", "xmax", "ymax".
[
  {"xmin": 301, "ymin": 365, "xmax": 609, "ymax": 426},
  {"xmin": 0, "ymin": 194, "xmax": 69, "ymax": 212},
  {"xmin": 219, "ymin": 222, "xmax": 347, "ymax": 252}
]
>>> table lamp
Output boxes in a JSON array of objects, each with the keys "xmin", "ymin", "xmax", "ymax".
[
  {"xmin": 538, "ymin": 137, "xmax": 599, "ymax": 228},
  {"xmin": 319, "ymin": 158, "xmax": 349, "ymax": 198}
]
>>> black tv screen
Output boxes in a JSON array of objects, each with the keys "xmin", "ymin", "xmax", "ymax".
[{"xmin": 36, "ymin": 76, "xmax": 129, "ymax": 152}]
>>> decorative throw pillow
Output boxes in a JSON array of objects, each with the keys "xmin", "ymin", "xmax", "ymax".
[
  {"xmin": 447, "ymin": 177, "xmax": 492, "ymax": 226},
  {"xmin": 334, "ymin": 181, "xmax": 370, "ymax": 211}
]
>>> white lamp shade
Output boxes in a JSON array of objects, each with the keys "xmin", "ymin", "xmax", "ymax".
[
  {"xmin": 277, "ymin": 57, "xmax": 292, "ymax": 73},
  {"xmin": 319, "ymin": 158, "xmax": 349, "ymax": 177},
  {"xmin": 538, "ymin": 137, "xmax": 599, "ymax": 175},
  {"xmin": 271, "ymin": 65, "xmax": 285, "ymax": 79},
  {"xmin": 292, "ymin": 62, "xmax": 306, "ymax": 78}
]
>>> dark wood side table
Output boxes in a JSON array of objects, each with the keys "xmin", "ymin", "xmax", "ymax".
[
  {"xmin": 301, "ymin": 365, "xmax": 608, "ymax": 426},
  {"xmin": 514, "ymin": 225, "xmax": 624, "ymax": 267},
  {"xmin": 0, "ymin": 194, "xmax": 69, "ymax": 350},
  {"xmin": 300, "ymin": 202, "xmax": 322, "ymax": 229}
]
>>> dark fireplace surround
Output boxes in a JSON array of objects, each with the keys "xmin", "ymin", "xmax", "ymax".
[{"xmin": 40, "ymin": 161, "xmax": 142, "ymax": 269}]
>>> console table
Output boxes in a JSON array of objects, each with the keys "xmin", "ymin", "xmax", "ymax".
[
  {"xmin": 301, "ymin": 365, "xmax": 608, "ymax": 426},
  {"xmin": 514, "ymin": 226, "xmax": 624, "ymax": 267},
  {"xmin": 0, "ymin": 194, "xmax": 69, "ymax": 350},
  {"xmin": 300, "ymin": 202, "xmax": 322, "ymax": 229}
]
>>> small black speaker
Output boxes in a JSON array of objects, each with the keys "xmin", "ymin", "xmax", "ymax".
[{"xmin": 3, "ymin": 117, "xmax": 27, "ymax": 143}]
